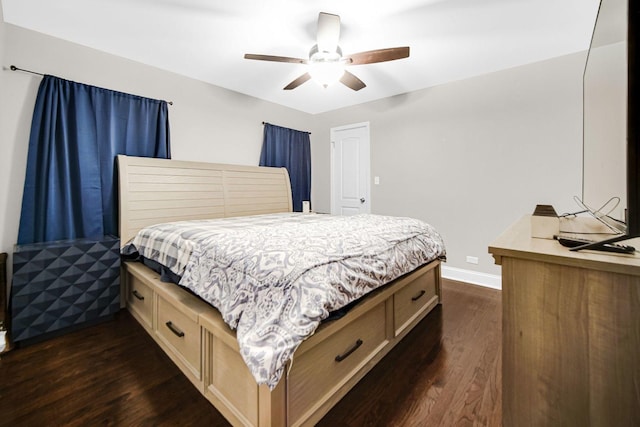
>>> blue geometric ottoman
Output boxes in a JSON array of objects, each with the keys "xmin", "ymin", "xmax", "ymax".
[{"xmin": 11, "ymin": 236, "xmax": 120, "ymax": 343}]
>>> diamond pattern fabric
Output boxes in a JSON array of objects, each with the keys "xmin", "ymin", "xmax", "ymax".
[{"xmin": 11, "ymin": 236, "xmax": 120, "ymax": 342}]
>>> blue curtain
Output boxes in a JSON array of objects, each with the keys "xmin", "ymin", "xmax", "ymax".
[
  {"xmin": 17, "ymin": 75, "xmax": 171, "ymax": 244},
  {"xmin": 259, "ymin": 123, "xmax": 311, "ymax": 212}
]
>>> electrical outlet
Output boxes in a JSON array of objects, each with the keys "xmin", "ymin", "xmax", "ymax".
[{"xmin": 466, "ymin": 256, "xmax": 479, "ymax": 265}]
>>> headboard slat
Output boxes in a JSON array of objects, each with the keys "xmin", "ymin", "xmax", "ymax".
[{"xmin": 118, "ymin": 155, "xmax": 293, "ymax": 246}]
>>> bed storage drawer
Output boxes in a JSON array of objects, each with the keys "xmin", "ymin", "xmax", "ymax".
[
  {"xmin": 127, "ymin": 275, "xmax": 153, "ymax": 330},
  {"xmin": 156, "ymin": 295, "xmax": 202, "ymax": 381},
  {"xmin": 288, "ymin": 301, "xmax": 389, "ymax": 426},
  {"xmin": 393, "ymin": 266, "xmax": 438, "ymax": 336}
]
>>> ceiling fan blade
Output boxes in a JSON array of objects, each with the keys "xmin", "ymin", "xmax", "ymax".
[
  {"xmin": 340, "ymin": 71, "xmax": 366, "ymax": 91},
  {"xmin": 244, "ymin": 54, "xmax": 307, "ymax": 64},
  {"xmin": 345, "ymin": 47, "xmax": 410, "ymax": 65},
  {"xmin": 284, "ymin": 73, "xmax": 312, "ymax": 90},
  {"xmin": 316, "ymin": 12, "xmax": 340, "ymax": 53}
]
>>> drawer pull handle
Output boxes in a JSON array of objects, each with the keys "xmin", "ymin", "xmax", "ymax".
[
  {"xmin": 132, "ymin": 290, "xmax": 144, "ymax": 301},
  {"xmin": 411, "ymin": 290, "xmax": 426, "ymax": 301},
  {"xmin": 165, "ymin": 321, "xmax": 185, "ymax": 338},
  {"xmin": 335, "ymin": 339, "xmax": 363, "ymax": 362}
]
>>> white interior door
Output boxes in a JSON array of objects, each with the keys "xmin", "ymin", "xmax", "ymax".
[{"xmin": 331, "ymin": 122, "xmax": 370, "ymax": 215}]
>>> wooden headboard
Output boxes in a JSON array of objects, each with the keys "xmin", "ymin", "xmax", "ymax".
[{"xmin": 117, "ymin": 155, "xmax": 293, "ymax": 246}]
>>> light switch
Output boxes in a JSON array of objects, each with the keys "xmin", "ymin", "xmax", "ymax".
[{"xmin": 374, "ymin": 176, "xmax": 380, "ymax": 185}]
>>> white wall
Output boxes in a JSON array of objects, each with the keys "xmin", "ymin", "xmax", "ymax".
[
  {"xmin": 310, "ymin": 53, "xmax": 585, "ymax": 282},
  {"xmin": 1, "ymin": 16, "xmax": 587, "ymax": 287},
  {"xmin": 0, "ymin": 21, "xmax": 314, "ymax": 278}
]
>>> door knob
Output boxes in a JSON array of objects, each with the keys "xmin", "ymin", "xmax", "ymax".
[{"xmin": 360, "ymin": 198, "xmax": 365, "ymax": 204}]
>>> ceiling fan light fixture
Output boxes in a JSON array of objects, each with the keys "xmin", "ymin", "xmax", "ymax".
[
  {"xmin": 308, "ymin": 44, "xmax": 346, "ymax": 88},
  {"xmin": 308, "ymin": 61, "xmax": 346, "ymax": 88},
  {"xmin": 243, "ymin": 12, "xmax": 410, "ymax": 91}
]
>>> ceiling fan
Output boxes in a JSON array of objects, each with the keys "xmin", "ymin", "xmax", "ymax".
[{"xmin": 244, "ymin": 12, "xmax": 410, "ymax": 91}]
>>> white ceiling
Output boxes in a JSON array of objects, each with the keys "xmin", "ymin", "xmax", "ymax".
[{"xmin": 2, "ymin": 0, "xmax": 600, "ymax": 114}]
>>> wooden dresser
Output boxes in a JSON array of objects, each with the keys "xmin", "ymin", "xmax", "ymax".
[{"xmin": 489, "ymin": 216, "xmax": 640, "ymax": 427}]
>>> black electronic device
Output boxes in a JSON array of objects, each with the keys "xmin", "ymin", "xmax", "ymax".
[
  {"xmin": 554, "ymin": 235, "xmax": 635, "ymax": 254},
  {"xmin": 580, "ymin": 0, "xmax": 640, "ymax": 253}
]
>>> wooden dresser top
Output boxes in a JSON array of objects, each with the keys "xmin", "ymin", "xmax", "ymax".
[{"xmin": 489, "ymin": 215, "xmax": 640, "ymax": 276}]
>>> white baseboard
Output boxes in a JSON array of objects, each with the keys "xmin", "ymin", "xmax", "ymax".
[{"xmin": 441, "ymin": 266, "xmax": 502, "ymax": 290}]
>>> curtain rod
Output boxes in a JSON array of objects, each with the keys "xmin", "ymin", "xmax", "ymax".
[
  {"xmin": 10, "ymin": 65, "xmax": 44, "ymax": 77},
  {"xmin": 9, "ymin": 65, "xmax": 174, "ymax": 105},
  {"xmin": 262, "ymin": 121, "xmax": 311, "ymax": 135}
]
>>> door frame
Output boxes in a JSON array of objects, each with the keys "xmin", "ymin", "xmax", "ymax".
[{"xmin": 330, "ymin": 121, "xmax": 371, "ymax": 215}]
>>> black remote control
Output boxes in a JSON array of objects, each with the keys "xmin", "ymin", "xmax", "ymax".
[{"xmin": 554, "ymin": 236, "xmax": 635, "ymax": 254}]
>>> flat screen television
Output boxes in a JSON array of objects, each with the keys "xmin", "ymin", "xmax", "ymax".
[{"xmin": 579, "ymin": 0, "xmax": 639, "ymax": 251}]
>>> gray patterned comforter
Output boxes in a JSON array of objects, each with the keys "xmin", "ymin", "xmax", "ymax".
[{"xmin": 123, "ymin": 213, "xmax": 446, "ymax": 389}]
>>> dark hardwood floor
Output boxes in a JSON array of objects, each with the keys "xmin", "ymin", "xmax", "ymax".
[{"xmin": 0, "ymin": 279, "xmax": 501, "ymax": 426}]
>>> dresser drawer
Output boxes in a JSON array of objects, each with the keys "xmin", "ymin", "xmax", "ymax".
[
  {"xmin": 156, "ymin": 295, "xmax": 202, "ymax": 379},
  {"xmin": 288, "ymin": 302, "xmax": 388, "ymax": 425},
  {"xmin": 393, "ymin": 267, "xmax": 438, "ymax": 336},
  {"xmin": 127, "ymin": 275, "xmax": 153, "ymax": 329}
]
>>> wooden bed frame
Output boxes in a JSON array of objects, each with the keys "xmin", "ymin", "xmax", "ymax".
[{"xmin": 117, "ymin": 155, "xmax": 442, "ymax": 427}]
